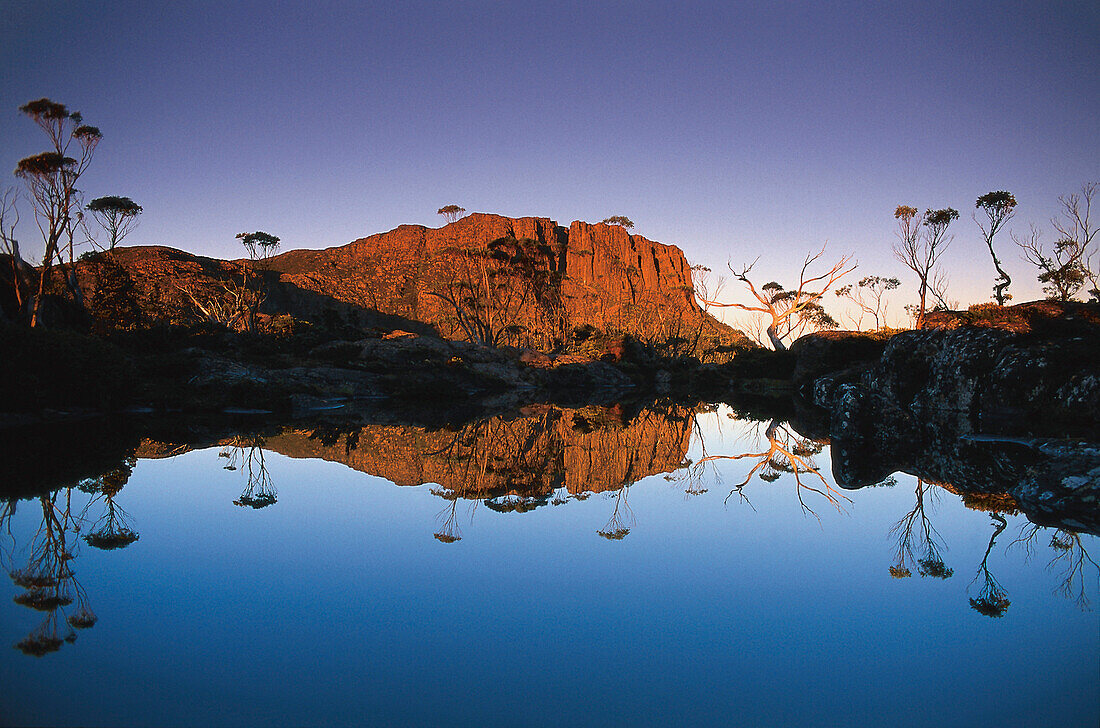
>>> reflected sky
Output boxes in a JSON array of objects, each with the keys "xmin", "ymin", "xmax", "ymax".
[{"xmin": 1, "ymin": 406, "xmax": 1097, "ymax": 727}]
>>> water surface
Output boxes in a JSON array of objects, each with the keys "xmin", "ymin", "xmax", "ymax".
[{"xmin": 2, "ymin": 404, "xmax": 1096, "ymax": 726}]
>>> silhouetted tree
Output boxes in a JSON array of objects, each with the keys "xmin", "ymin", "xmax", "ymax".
[
  {"xmin": 14, "ymin": 98, "xmax": 102, "ymax": 326},
  {"xmin": 968, "ymin": 513, "xmax": 1010, "ymax": 617},
  {"xmin": 235, "ymin": 231, "xmax": 280, "ymax": 331},
  {"xmin": 600, "ymin": 215, "xmax": 634, "ymax": 229},
  {"xmin": 1015, "ymin": 183, "xmax": 1097, "ymax": 302},
  {"xmin": 86, "ymin": 195, "xmax": 142, "ymax": 250},
  {"xmin": 889, "ymin": 480, "xmax": 953, "ymax": 580},
  {"xmin": 894, "ymin": 206, "xmax": 958, "ymax": 328},
  {"xmin": 597, "ymin": 487, "xmax": 634, "ymax": 540},
  {"xmin": 83, "ymin": 461, "xmax": 140, "ymax": 549},
  {"xmin": 834, "ymin": 275, "xmax": 900, "ymax": 330},
  {"xmin": 224, "ymin": 437, "xmax": 277, "ymax": 508},
  {"xmin": 700, "ymin": 246, "xmax": 853, "ymax": 350},
  {"xmin": 437, "ymin": 205, "xmax": 466, "ymax": 224},
  {"xmin": 974, "ymin": 191, "xmax": 1017, "ymax": 305}
]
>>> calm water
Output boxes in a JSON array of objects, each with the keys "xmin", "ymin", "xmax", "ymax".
[{"xmin": 1, "ymin": 404, "xmax": 1097, "ymax": 727}]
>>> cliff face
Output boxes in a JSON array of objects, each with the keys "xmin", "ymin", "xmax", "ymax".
[
  {"xmin": 267, "ymin": 213, "xmax": 727, "ymax": 348},
  {"xmin": 71, "ymin": 213, "xmax": 746, "ymax": 352}
]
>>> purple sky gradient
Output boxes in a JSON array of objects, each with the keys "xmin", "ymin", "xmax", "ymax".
[{"xmin": 2, "ymin": 0, "xmax": 1097, "ymax": 326}]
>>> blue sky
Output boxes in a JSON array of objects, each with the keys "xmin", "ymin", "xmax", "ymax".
[{"xmin": 2, "ymin": 0, "xmax": 1097, "ymax": 323}]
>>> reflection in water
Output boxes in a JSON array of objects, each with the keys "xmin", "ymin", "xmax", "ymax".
[
  {"xmin": 1013, "ymin": 524, "xmax": 1099, "ymax": 611},
  {"xmin": 80, "ymin": 460, "xmax": 140, "ymax": 550},
  {"xmin": 969, "ymin": 513, "xmax": 1010, "ymax": 617},
  {"xmin": 4, "ymin": 493, "xmax": 91, "ymax": 656},
  {"xmin": 691, "ymin": 418, "xmax": 848, "ymax": 517},
  {"xmin": 222, "ymin": 437, "xmax": 277, "ymax": 509},
  {"xmin": 3, "ymin": 401, "xmax": 1098, "ymax": 668},
  {"xmin": 889, "ymin": 480, "xmax": 953, "ymax": 580},
  {"xmin": 598, "ymin": 487, "xmax": 634, "ymax": 540}
]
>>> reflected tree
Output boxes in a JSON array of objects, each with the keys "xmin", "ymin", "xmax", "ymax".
[
  {"xmin": 1048, "ymin": 530, "xmax": 1099, "ymax": 610},
  {"xmin": 431, "ymin": 490, "xmax": 463, "ymax": 544},
  {"xmin": 81, "ymin": 460, "xmax": 140, "ymax": 550},
  {"xmin": 694, "ymin": 420, "xmax": 847, "ymax": 518},
  {"xmin": 598, "ymin": 486, "xmax": 634, "ymax": 540},
  {"xmin": 4, "ymin": 492, "xmax": 95, "ymax": 657},
  {"xmin": 1012, "ymin": 524, "xmax": 1099, "ymax": 609},
  {"xmin": 968, "ymin": 513, "xmax": 1010, "ymax": 617},
  {"xmin": 889, "ymin": 480, "xmax": 953, "ymax": 580},
  {"xmin": 223, "ymin": 437, "xmax": 277, "ymax": 508}
]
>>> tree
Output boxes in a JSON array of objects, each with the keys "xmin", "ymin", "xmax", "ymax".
[
  {"xmin": 437, "ymin": 205, "xmax": 466, "ymax": 224},
  {"xmin": 893, "ymin": 205, "xmax": 958, "ymax": 328},
  {"xmin": 974, "ymin": 191, "xmax": 1017, "ymax": 305},
  {"xmin": 235, "ymin": 231, "xmax": 280, "ymax": 331},
  {"xmin": 1016, "ymin": 183, "xmax": 1097, "ymax": 302},
  {"xmin": 600, "ymin": 215, "xmax": 634, "ymax": 229},
  {"xmin": 14, "ymin": 98, "xmax": 102, "ymax": 327},
  {"xmin": 427, "ymin": 236, "xmax": 564, "ymax": 348},
  {"xmin": 86, "ymin": 196, "xmax": 142, "ymax": 250},
  {"xmin": 0, "ymin": 187, "xmax": 33, "ymax": 318},
  {"xmin": 834, "ymin": 275, "xmax": 900, "ymax": 330},
  {"xmin": 700, "ymin": 246, "xmax": 853, "ymax": 350}
]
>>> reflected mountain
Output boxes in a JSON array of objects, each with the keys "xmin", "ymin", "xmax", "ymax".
[{"xmin": 2, "ymin": 398, "xmax": 1098, "ymax": 658}]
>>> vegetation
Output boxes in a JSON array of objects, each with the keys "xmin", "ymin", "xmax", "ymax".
[
  {"xmin": 600, "ymin": 215, "xmax": 634, "ymax": 229},
  {"xmin": 701, "ymin": 246, "xmax": 853, "ymax": 350},
  {"xmin": 14, "ymin": 99, "xmax": 102, "ymax": 327},
  {"xmin": 437, "ymin": 204, "xmax": 466, "ymax": 223},
  {"xmin": 893, "ymin": 206, "xmax": 958, "ymax": 329},
  {"xmin": 974, "ymin": 191, "xmax": 1017, "ymax": 305},
  {"xmin": 86, "ymin": 196, "xmax": 142, "ymax": 250}
]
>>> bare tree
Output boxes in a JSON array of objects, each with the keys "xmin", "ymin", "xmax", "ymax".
[
  {"xmin": 1016, "ymin": 183, "xmax": 1098, "ymax": 302},
  {"xmin": 427, "ymin": 236, "xmax": 563, "ymax": 348},
  {"xmin": 86, "ymin": 196, "xmax": 142, "ymax": 250},
  {"xmin": 437, "ymin": 205, "xmax": 466, "ymax": 224},
  {"xmin": 834, "ymin": 275, "xmax": 900, "ymax": 330},
  {"xmin": 0, "ymin": 188, "xmax": 33, "ymax": 317},
  {"xmin": 974, "ymin": 191, "xmax": 1017, "ymax": 305},
  {"xmin": 14, "ymin": 99, "xmax": 102, "ymax": 327},
  {"xmin": 700, "ymin": 246, "xmax": 853, "ymax": 350},
  {"xmin": 893, "ymin": 205, "xmax": 958, "ymax": 328}
]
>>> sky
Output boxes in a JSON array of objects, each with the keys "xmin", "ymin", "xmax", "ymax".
[{"xmin": 1, "ymin": 0, "xmax": 1097, "ymax": 326}]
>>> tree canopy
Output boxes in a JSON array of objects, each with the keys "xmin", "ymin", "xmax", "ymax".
[
  {"xmin": 437, "ymin": 205, "xmax": 466, "ymax": 223},
  {"xmin": 600, "ymin": 216, "xmax": 634, "ymax": 229}
]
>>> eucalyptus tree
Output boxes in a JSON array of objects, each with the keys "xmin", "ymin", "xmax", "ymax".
[
  {"xmin": 437, "ymin": 204, "xmax": 466, "ymax": 224},
  {"xmin": 235, "ymin": 231, "xmax": 280, "ymax": 331},
  {"xmin": 14, "ymin": 98, "xmax": 102, "ymax": 326},
  {"xmin": 893, "ymin": 206, "xmax": 958, "ymax": 328},
  {"xmin": 87, "ymin": 195, "xmax": 142, "ymax": 250},
  {"xmin": 974, "ymin": 191, "xmax": 1017, "ymax": 305},
  {"xmin": 600, "ymin": 215, "xmax": 634, "ymax": 229},
  {"xmin": 699, "ymin": 246, "xmax": 853, "ymax": 350}
]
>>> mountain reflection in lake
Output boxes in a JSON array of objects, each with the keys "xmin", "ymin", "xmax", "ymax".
[{"xmin": 1, "ymin": 403, "xmax": 1097, "ymax": 727}]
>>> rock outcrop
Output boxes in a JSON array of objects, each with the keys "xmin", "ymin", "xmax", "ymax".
[{"xmin": 70, "ymin": 214, "xmax": 748, "ymax": 353}]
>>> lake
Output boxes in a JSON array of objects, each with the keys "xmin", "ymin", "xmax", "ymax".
[{"xmin": 1, "ymin": 402, "xmax": 1097, "ymax": 726}]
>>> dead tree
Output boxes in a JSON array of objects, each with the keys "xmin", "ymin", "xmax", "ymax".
[{"xmin": 700, "ymin": 246, "xmax": 853, "ymax": 350}]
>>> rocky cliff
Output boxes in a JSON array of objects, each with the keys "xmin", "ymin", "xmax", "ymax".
[{"xmin": 67, "ymin": 214, "xmax": 746, "ymax": 353}]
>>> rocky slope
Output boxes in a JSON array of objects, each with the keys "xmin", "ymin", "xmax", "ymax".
[{"xmin": 61, "ymin": 214, "xmax": 747, "ymax": 354}]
